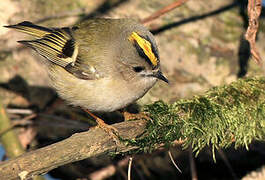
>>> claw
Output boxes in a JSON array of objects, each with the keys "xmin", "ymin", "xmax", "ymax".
[{"xmin": 84, "ymin": 109, "xmax": 120, "ymax": 145}]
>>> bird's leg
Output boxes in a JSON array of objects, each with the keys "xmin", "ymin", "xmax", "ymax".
[
  {"xmin": 121, "ymin": 110, "xmax": 151, "ymax": 121},
  {"xmin": 84, "ymin": 109, "xmax": 120, "ymax": 144}
]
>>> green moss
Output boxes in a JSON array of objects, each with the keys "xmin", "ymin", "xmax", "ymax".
[{"xmin": 124, "ymin": 77, "xmax": 265, "ymax": 159}]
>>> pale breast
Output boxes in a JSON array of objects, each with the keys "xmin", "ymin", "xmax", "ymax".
[{"xmin": 48, "ymin": 66, "xmax": 157, "ymax": 112}]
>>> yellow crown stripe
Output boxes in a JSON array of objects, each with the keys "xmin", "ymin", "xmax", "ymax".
[{"xmin": 129, "ymin": 32, "xmax": 158, "ymax": 67}]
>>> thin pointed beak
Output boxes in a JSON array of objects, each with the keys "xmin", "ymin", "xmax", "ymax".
[{"xmin": 153, "ymin": 71, "xmax": 169, "ymax": 83}]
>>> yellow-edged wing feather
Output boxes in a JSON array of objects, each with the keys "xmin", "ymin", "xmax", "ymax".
[
  {"xmin": 4, "ymin": 21, "xmax": 53, "ymax": 38},
  {"xmin": 5, "ymin": 21, "xmax": 98, "ymax": 80},
  {"xmin": 19, "ymin": 28, "xmax": 77, "ymax": 67},
  {"xmin": 5, "ymin": 21, "xmax": 78, "ymax": 67}
]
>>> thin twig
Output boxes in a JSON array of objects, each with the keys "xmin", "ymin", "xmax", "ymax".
[
  {"xmin": 141, "ymin": 0, "xmax": 189, "ymax": 24},
  {"xmin": 168, "ymin": 150, "xmax": 182, "ymax": 173},
  {"xmin": 6, "ymin": 108, "xmax": 34, "ymax": 115},
  {"xmin": 128, "ymin": 157, "xmax": 133, "ymax": 180},
  {"xmin": 245, "ymin": 0, "xmax": 263, "ymax": 64}
]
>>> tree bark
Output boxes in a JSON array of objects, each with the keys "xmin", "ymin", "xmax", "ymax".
[{"xmin": 0, "ymin": 120, "xmax": 146, "ymax": 180}]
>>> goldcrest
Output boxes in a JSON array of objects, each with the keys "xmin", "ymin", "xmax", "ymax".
[{"xmin": 5, "ymin": 19, "xmax": 168, "ymax": 112}]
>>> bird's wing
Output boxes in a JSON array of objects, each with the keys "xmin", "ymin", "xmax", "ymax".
[
  {"xmin": 6, "ymin": 21, "xmax": 99, "ymax": 80},
  {"xmin": 18, "ymin": 27, "xmax": 77, "ymax": 67},
  {"xmin": 64, "ymin": 57, "xmax": 101, "ymax": 80}
]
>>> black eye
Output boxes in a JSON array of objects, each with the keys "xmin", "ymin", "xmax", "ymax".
[{"xmin": 133, "ymin": 66, "xmax": 145, "ymax": 72}]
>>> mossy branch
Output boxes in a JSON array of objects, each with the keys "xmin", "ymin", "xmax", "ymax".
[
  {"xmin": 133, "ymin": 77, "xmax": 265, "ymax": 157},
  {"xmin": 0, "ymin": 77, "xmax": 264, "ymax": 180}
]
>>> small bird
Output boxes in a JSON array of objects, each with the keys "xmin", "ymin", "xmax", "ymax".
[{"xmin": 5, "ymin": 19, "xmax": 168, "ymax": 137}]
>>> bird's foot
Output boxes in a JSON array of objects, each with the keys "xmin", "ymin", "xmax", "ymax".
[{"xmin": 84, "ymin": 109, "xmax": 120, "ymax": 145}]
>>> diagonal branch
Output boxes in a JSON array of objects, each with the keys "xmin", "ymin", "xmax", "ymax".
[
  {"xmin": 0, "ymin": 120, "xmax": 146, "ymax": 180},
  {"xmin": 141, "ymin": 0, "xmax": 189, "ymax": 24}
]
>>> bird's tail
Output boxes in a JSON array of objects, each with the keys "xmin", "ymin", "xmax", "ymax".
[{"xmin": 4, "ymin": 21, "xmax": 53, "ymax": 38}]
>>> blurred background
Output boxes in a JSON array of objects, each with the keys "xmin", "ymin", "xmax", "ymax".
[{"xmin": 0, "ymin": 0, "xmax": 264, "ymax": 179}]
